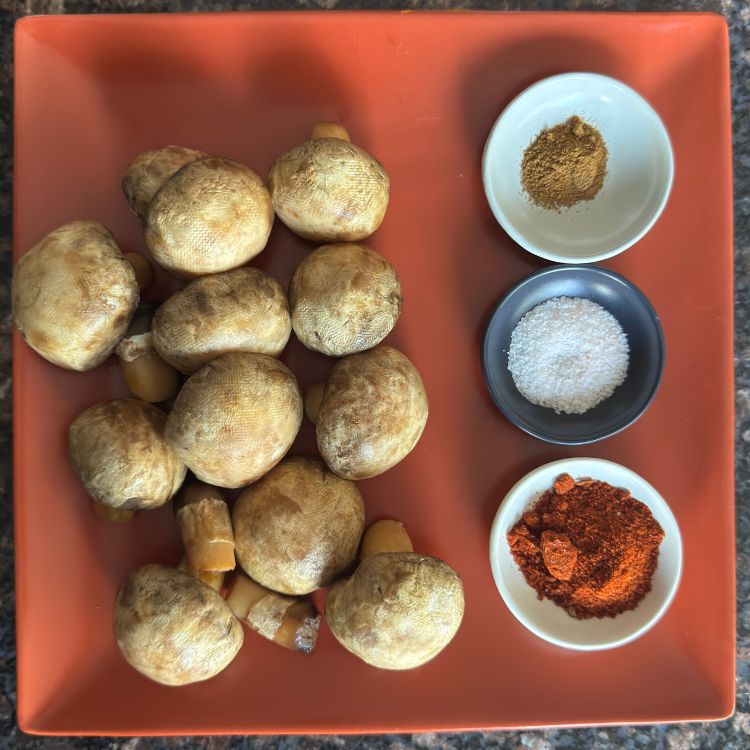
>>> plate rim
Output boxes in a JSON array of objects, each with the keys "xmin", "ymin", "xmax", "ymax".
[{"xmin": 12, "ymin": 10, "xmax": 735, "ymax": 735}]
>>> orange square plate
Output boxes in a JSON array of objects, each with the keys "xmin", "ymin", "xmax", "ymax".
[{"xmin": 13, "ymin": 11, "xmax": 734, "ymax": 735}]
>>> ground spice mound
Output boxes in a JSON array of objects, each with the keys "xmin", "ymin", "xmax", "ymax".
[
  {"xmin": 507, "ymin": 296, "xmax": 629, "ymax": 415},
  {"xmin": 507, "ymin": 474, "xmax": 665, "ymax": 619},
  {"xmin": 521, "ymin": 116, "xmax": 608, "ymax": 210}
]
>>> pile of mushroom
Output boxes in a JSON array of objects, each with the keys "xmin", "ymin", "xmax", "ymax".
[
  {"xmin": 10, "ymin": 123, "xmax": 462, "ymax": 685},
  {"xmin": 327, "ymin": 520, "xmax": 464, "ymax": 670},
  {"xmin": 68, "ymin": 398, "xmax": 187, "ymax": 516},
  {"xmin": 11, "ymin": 221, "xmax": 139, "ymax": 371},
  {"xmin": 232, "ymin": 457, "xmax": 365, "ymax": 594},
  {"xmin": 152, "ymin": 267, "xmax": 291, "ymax": 373},
  {"xmin": 114, "ymin": 564, "xmax": 243, "ymax": 685},
  {"xmin": 311, "ymin": 345, "xmax": 429, "ymax": 480},
  {"xmin": 165, "ymin": 352, "xmax": 302, "ymax": 488},
  {"xmin": 289, "ymin": 243, "xmax": 402, "ymax": 356},
  {"xmin": 268, "ymin": 123, "xmax": 389, "ymax": 242},
  {"xmin": 123, "ymin": 147, "xmax": 274, "ymax": 278}
]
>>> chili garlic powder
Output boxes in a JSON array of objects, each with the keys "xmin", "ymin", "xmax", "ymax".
[{"xmin": 507, "ymin": 297, "xmax": 629, "ymax": 415}]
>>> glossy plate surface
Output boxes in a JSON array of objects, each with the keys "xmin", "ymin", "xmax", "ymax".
[{"xmin": 13, "ymin": 11, "xmax": 734, "ymax": 735}]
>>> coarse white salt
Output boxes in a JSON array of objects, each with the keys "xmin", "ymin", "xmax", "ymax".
[{"xmin": 507, "ymin": 296, "xmax": 629, "ymax": 415}]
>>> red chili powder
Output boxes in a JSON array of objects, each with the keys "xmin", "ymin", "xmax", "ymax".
[{"xmin": 507, "ymin": 474, "xmax": 665, "ymax": 619}]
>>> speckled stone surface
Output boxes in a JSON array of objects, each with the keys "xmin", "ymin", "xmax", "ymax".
[{"xmin": 1, "ymin": 0, "xmax": 748, "ymax": 747}]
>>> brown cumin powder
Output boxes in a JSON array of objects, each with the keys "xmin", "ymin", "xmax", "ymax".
[{"xmin": 521, "ymin": 116, "xmax": 608, "ymax": 210}]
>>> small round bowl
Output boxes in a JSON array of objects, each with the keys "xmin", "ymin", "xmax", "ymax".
[
  {"xmin": 489, "ymin": 458, "xmax": 682, "ymax": 651},
  {"xmin": 482, "ymin": 265, "xmax": 665, "ymax": 445},
  {"xmin": 482, "ymin": 72, "xmax": 674, "ymax": 263}
]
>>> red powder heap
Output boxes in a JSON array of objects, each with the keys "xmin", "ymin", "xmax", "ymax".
[{"xmin": 507, "ymin": 474, "xmax": 665, "ymax": 619}]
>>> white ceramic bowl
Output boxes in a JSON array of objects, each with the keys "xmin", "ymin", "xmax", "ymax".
[
  {"xmin": 482, "ymin": 73, "xmax": 674, "ymax": 263},
  {"xmin": 489, "ymin": 458, "xmax": 682, "ymax": 650}
]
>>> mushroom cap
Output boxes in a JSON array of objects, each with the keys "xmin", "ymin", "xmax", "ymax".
[
  {"xmin": 114, "ymin": 565, "xmax": 243, "ymax": 686},
  {"xmin": 316, "ymin": 346, "xmax": 428, "ymax": 480},
  {"xmin": 122, "ymin": 145, "xmax": 206, "ymax": 222},
  {"xmin": 12, "ymin": 220, "xmax": 139, "ymax": 371},
  {"xmin": 153, "ymin": 267, "xmax": 291, "ymax": 374},
  {"xmin": 325, "ymin": 552, "xmax": 464, "ymax": 670},
  {"xmin": 290, "ymin": 243, "xmax": 402, "ymax": 356},
  {"xmin": 68, "ymin": 398, "xmax": 187, "ymax": 510},
  {"xmin": 165, "ymin": 352, "xmax": 302, "ymax": 488},
  {"xmin": 268, "ymin": 138, "xmax": 389, "ymax": 242},
  {"xmin": 145, "ymin": 156, "xmax": 274, "ymax": 278},
  {"xmin": 233, "ymin": 457, "xmax": 365, "ymax": 595}
]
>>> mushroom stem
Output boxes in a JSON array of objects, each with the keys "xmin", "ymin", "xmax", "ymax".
[
  {"xmin": 116, "ymin": 303, "xmax": 181, "ymax": 403},
  {"xmin": 177, "ymin": 555, "xmax": 226, "ymax": 592},
  {"xmin": 92, "ymin": 500, "xmax": 135, "ymax": 523},
  {"xmin": 311, "ymin": 122, "xmax": 351, "ymax": 142},
  {"xmin": 119, "ymin": 347, "xmax": 181, "ymax": 403},
  {"xmin": 175, "ymin": 480, "xmax": 225, "ymax": 512},
  {"xmin": 123, "ymin": 252, "xmax": 154, "ymax": 291},
  {"xmin": 176, "ymin": 490, "xmax": 236, "ymax": 572},
  {"xmin": 225, "ymin": 571, "xmax": 320, "ymax": 653},
  {"xmin": 360, "ymin": 519, "xmax": 413, "ymax": 560},
  {"xmin": 275, "ymin": 601, "xmax": 321, "ymax": 653},
  {"xmin": 304, "ymin": 382, "xmax": 325, "ymax": 425}
]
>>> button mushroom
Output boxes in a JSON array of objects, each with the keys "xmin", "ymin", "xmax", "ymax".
[
  {"xmin": 289, "ymin": 243, "xmax": 402, "ymax": 356},
  {"xmin": 145, "ymin": 156, "xmax": 274, "ymax": 278},
  {"xmin": 114, "ymin": 565, "xmax": 243, "ymax": 686},
  {"xmin": 68, "ymin": 398, "xmax": 187, "ymax": 510},
  {"xmin": 152, "ymin": 267, "xmax": 291, "ymax": 374},
  {"xmin": 12, "ymin": 220, "xmax": 139, "ymax": 371},
  {"xmin": 232, "ymin": 457, "xmax": 364, "ymax": 595},
  {"xmin": 268, "ymin": 124, "xmax": 389, "ymax": 242},
  {"xmin": 122, "ymin": 145, "xmax": 207, "ymax": 222},
  {"xmin": 326, "ymin": 522, "xmax": 464, "ymax": 670},
  {"xmin": 316, "ymin": 346, "xmax": 429, "ymax": 479},
  {"xmin": 165, "ymin": 352, "xmax": 302, "ymax": 488}
]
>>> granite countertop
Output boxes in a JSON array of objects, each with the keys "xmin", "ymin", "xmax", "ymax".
[{"xmin": 1, "ymin": 0, "xmax": 748, "ymax": 748}]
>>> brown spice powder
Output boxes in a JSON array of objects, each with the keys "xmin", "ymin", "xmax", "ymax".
[
  {"xmin": 507, "ymin": 474, "xmax": 664, "ymax": 619},
  {"xmin": 521, "ymin": 116, "xmax": 608, "ymax": 210}
]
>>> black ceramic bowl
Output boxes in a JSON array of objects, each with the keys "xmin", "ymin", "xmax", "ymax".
[{"xmin": 481, "ymin": 265, "xmax": 665, "ymax": 445}]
